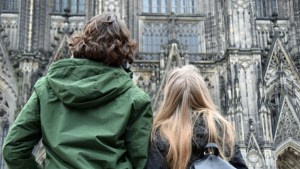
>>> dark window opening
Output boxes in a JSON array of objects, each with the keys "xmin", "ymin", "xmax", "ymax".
[
  {"xmin": 142, "ymin": 0, "xmax": 195, "ymax": 14},
  {"xmin": 52, "ymin": 0, "xmax": 85, "ymax": 15},
  {"xmin": 2, "ymin": 0, "xmax": 18, "ymax": 13}
]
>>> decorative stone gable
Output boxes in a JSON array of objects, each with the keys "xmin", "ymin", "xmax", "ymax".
[
  {"xmin": 246, "ymin": 131, "xmax": 265, "ymax": 168},
  {"xmin": 264, "ymin": 40, "xmax": 300, "ymax": 85},
  {"xmin": 274, "ymin": 97, "xmax": 300, "ymax": 146}
]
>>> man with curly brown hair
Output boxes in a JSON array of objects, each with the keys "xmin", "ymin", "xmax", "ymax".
[{"xmin": 2, "ymin": 14, "xmax": 153, "ymax": 169}]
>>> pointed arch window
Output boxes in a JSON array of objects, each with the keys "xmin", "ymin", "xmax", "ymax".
[
  {"xmin": 256, "ymin": 0, "xmax": 272, "ymax": 18},
  {"xmin": 277, "ymin": 0, "xmax": 290, "ymax": 17},
  {"xmin": 180, "ymin": 0, "xmax": 187, "ymax": 13},
  {"xmin": 161, "ymin": 0, "xmax": 167, "ymax": 13},
  {"xmin": 256, "ymin": 0, "xmax": 290, "ymax": 18},
  {"xmin": 2, "ymin": 0, "xmax": 18, "ymax": 13},
  {"xmin": 142, "ymin": 0, "xmax": 195, "ymax": 14},
  {"xmin": 142, "ymin": 21, "xmax": 200, "ymax": 53},
  {"xmin": 189, "ymin": 0, "xmax": 195, "ymax": 14},
  {"xmin": 171, "ymin": 0, "xmax": 178, "ymax": 13},
  {"xmin": 52, "ymin": 0, "xmax": 85, "ymax": 15},
  {"xmin": 177, "ymin": 24, "xmax": 200, "ymax": 53},
  {"xmin": 142, "ymin": 22, "xmax": 168, "ymax": 53},
  {"xmin": 152, "ymin": 0, "xmax": 158, "ymax": 13},
  {"xmin": 143, "ymin": 0, "xmax": 150, "ymax": 13}
]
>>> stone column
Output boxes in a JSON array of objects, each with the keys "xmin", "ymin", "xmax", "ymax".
[{"xmin": 226, "ymin": 0, "xmax": 255, "ymax": 49}]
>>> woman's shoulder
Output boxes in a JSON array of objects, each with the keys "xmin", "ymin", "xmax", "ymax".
[{"xmin": 152, "ymin": 130, "xmax": 168, "ymax": 151}]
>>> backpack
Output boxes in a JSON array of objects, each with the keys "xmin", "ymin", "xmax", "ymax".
[{"xmin": 190, "ymin": 143, "xmax": 236, "ymax": 169}]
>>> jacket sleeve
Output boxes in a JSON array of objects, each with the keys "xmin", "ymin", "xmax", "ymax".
[
  {"xmin": 125, "ymin": 92, "xmax": 153, "ymax": 169},
  {"xmin": 229, "ymin": 145, "xmax": 249, "ymax": 169},
  {"xmin": 2, "ymin": 91, "xmax": 42, "ymax": 169}
]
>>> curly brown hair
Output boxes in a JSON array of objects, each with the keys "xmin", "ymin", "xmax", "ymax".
[{"xmin": 69, "ymin": 14, "xmax": 137, "ymax": 66}]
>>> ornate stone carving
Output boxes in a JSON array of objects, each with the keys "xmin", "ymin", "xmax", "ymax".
[
  {"xmin": 132, "ymin": 71, "xmax": 158, "ymax": 98},
  {"xmin": 0, "ymin": 91, "xmax": 9, "ymax": 126},
  {"xmin": 246, "ymin": 131, "xmax": 265, "ymax": 169},
  {"xmin": 232, "ymin": 0, "xmax": 250, "ymax": 9},
  {"xmin": 274, "ymin": 98, "xmax": 300, "ymax": 146},
  {"xmin": 50, "ymin": 15, "xmax": 84, "ymax": 47},
  {"xmin": 203, "ymin": 74, "xmax": 214, "ymax": 89},
  {"xmin": 0, "ymin": 13, "xmax": 19, "ymax": 50},
  {"xmin": 103, "ymin": 0, "xmax": 120, "ymax": 17}
]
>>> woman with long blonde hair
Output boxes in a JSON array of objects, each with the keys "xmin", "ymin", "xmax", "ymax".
[{"xmin": 147, "ymin": 65, "xmax": 248, "ymax": 169}]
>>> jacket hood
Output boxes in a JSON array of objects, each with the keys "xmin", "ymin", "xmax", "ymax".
[{"xmin": 46, "ymin": 58, "xmax": 133, "ymax": 108}]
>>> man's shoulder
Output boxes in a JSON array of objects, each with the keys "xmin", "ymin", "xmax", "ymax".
[
  {"xmin": 34, "ymin": 77, "xmax": 47, "ymax": 88},
  {"xmin": 126, "ymin": 84, "xmax": 151, "ymax": 101},
  {"xmin": 33, "ymin": 77, "xmax": 51, "ymax": 95}
]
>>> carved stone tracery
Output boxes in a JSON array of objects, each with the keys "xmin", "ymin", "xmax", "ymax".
[
  {"xmin": 103, "ymin": 0, "xmax": 120, "ymax": 17},
  {"xmin": 232, "ymin": 0, "xmax": 250, "ymax": 9},
  {"xmin": 274, "ymin": 98, "xmax": 300, "ymax": 146},
  {"xmin": 132, "ymin": 70, "xmax": 158, "ymax": 98},
  {"xmin": 142, "ymin": 21, "xmax": 168, "ymax": 53}
]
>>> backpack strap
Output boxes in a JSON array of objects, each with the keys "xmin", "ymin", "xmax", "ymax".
[{"xmin": 204, "ymin": 143, "xmax": 219, "ymax": 156}]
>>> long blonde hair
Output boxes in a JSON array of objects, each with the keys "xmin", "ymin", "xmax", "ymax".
[{"xmin": 152, "ymin": 65, "xmax": 235, "ymax": 169}]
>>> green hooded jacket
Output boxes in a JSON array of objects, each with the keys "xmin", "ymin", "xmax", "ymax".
[{"xmin": 3, "ymin": 58, "xmax": 153, "ymax": 169}]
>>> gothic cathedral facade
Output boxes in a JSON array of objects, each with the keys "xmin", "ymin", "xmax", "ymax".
[{"xmin": 0, "ymin": 0, "xmax": 300, "ymax": 169}]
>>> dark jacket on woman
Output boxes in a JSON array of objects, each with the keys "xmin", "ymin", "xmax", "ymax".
[{"xmin": 146, "ymin": 117, "xmax": 248, "ymax": 169}]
